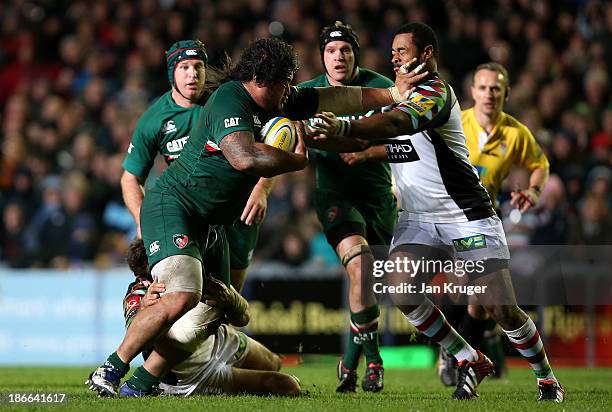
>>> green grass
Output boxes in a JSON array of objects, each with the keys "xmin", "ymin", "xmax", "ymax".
[{"xmin": 0, "ymin": 362, "xmax": 611, "ymax": 411}]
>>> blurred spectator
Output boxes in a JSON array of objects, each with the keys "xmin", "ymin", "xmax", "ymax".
[{"xmin": 1, "ymin": 201, "xmax": 30, "ymax": 268}]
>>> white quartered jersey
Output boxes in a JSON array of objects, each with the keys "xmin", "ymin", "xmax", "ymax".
[{"xmin": 384, "ymin": 76, "xmax": 494, "ymax": 223}]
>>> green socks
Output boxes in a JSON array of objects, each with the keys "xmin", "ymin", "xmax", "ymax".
[
  {"xmin": 107, "ymin": 352, "xmax": 129, "ymax": 376},
  {"xmin": 344, "ymin": 305, "xmax": 383, "ymax": 369},
  {"xmin": 126, "ymin": 366, "xmax": 160, "ymax": 392}
]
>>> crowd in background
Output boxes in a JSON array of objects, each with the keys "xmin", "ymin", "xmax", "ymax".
[{"xmin": 0, "ymin": 0, "xmax": 610, "ymax": 269}]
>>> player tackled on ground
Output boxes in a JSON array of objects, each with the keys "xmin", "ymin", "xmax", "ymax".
[{"xmin": 122, "ymin": 239, "xmax": 301, "ymax": 397}]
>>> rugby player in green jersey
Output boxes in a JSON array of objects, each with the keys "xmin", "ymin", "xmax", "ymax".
[
  {"xmin": 121, "ymin": 39, "xmax": 269, "ymax": 293},
  {"xmin": 299, "ymin": 21, "xmax": 394, "ymax": 393},
  {"xmin": 87, "ymin": 37, "xmax": 427, "ymax": 398}
]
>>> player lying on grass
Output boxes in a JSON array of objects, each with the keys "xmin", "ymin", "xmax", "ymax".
[
  {"xmin": 87, "ymin": 37, "xmax": 428, "ymax": 398},
  {"xmin": 119, "ymin": 239, "xmax": 301, "ymax": 397},
  {"xmin": 308, "ymin": 22, "xmax": 564, "ymax": 402}
]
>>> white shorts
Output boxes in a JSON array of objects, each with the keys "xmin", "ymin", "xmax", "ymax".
[
  {"xmin": 390, "ymin": 213, "xmax": 510, "ymax": 262},
  {"xmin": 160, "ymin": 324, "xmax": 250, "ymax": 396}
]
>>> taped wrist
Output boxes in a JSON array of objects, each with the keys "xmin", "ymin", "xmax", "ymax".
[
  {"xmin": 388, "ymin": 85, "xmax": 404, "ymax": 103},
  {"xmin": 336, "ymin": 119, "xmax": 351, "ymax": 137},
  {"xmin": 316, "ymin": 86, "xmax": 363, "ymax": 115}
]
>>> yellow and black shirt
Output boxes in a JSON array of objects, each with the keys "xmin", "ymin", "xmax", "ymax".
[{"xmin": 462, "ymin": 108, "xmax": 549, "ymax": 208}]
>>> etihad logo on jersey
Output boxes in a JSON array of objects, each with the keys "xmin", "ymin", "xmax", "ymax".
[
  {"xmin": 164, "ymin": 120, "xmax": 177, "ymax": 134},
  {"xmin": 452, "ymin": 234, "xmax": 486, "ymax": 252},
  {"xmin": 166, "ymin": 136, "xmax": 189, "ymax": 152},
  {"xmin": 384, "ymin": 139, "xmax": 420, "ymax": 163},
  {"xmin": 224, "ymin": 117, "xmax": 240, "ymax": 128},
  {"xmin": 403, "ymin": 96, "xmax": 435, "ymax": 116}
]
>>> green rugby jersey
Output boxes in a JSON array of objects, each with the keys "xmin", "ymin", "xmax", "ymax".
[
  {"xmin": 123, "ymin": 91, "xmax": 205, "ymax": 177},
  {"xmin": 154, "ymin": 81, "xmax": 274, "ymax": 224},
  {"xmin": 299, "ymin": 68, "xmax": 394, "ymax": 197}
]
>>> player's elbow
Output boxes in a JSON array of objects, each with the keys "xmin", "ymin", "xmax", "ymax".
[
  {"xmin": 228, "ymin": 155, "xmax": 256, "ymax": 172},
  {"xmin": 121, "ymin": 171, "xmax": 144, "ymax": 191}
]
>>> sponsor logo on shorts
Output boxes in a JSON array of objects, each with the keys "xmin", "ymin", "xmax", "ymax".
[
  {"xmin": 328, "ymin": 206, "xmax": 338, "ymax": 223},
  {"xmin": 452, "ymin": 234, "xmax": 487, "ymax": 252},
  {"xmin": 149, "ymin": 241, "xmax": 160, "ymax": 255},
  {"xmin": 385, "ymin": 139, "xmax": 420, "ymax": 163},
  {"xmin": 173, "ymin": 234, "xmax": 189, "ymax": 249}
]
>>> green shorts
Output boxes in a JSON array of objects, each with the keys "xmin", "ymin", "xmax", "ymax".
[
  {"xmin": 314, "ymin": 190, "xmax": 397, "ymax": 248},
  {"xmin": 141, "ymin": 190, "xmax": 230, "ymax": 285},
  {"xmin": 225, "ymin": 221, "xmax": 260, "ymax": 270}
]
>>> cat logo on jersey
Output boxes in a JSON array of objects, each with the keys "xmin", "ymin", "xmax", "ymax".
[
  {"xmin": 452, "ymin": 234, "xmax": 486, "ymax": 252},
  {"xmin": 173, "ymin": 234, "xmax": 189, "ymax": 249},
  {"xmin": 404, "ymin": 95, "xmax": 435, "ymax": 116},
  {"xmin": 224, "ymin": 117, "xmax": 240, "ymax": 128}
]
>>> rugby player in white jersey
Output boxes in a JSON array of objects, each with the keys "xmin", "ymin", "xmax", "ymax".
[{"xmin": 309, "ymin": 22, "xmax": 564, "ymax": 403}]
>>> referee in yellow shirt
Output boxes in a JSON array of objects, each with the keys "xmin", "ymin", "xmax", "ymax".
[{"xmin": 438, "ymin": 62, "xmax": 550, "ymax": 386}]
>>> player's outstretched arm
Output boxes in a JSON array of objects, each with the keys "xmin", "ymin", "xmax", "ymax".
[
  {"xmin": 284, "ymin": 58, "xmax": 428, "ymax": 120},
  {"xmin": 339, "ymin": 145, "xmax": 389, "ymax": 165},
  {"xmin": 220, "ymin": 131, "xmax": 308, "ymax": 178},
  {"xmin": 120, "ymin": 170, "xmax": 146, "ymax": 238},
  {"xmin": 311, "ymin": 110, "xmax": 413, "ymax": 142}
]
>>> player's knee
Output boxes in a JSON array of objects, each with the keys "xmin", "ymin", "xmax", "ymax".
[
  {"xmin": 486, "ymin": 305, "xmax": 522, "ymax": 329},
  {"xmin": 262, "ymin": 351, "xmax": 282, "ymax": 371},
  {"xmin": 266, "ymin": 373, "xmax": 300, "ymax": 396}
]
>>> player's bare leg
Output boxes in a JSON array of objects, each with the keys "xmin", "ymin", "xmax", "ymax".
[
  {"xmin": 473, "ymin": 268, "xmax": 565, "ymax": 402},
  {"xmin": 230, "ymin": 368, "xmax": 301, "ymax": 396},
  {"xmin": 335, "ymin": 235, "xmax": 383, "ymax": 393},
  {"xmin": 239, "ymin": 337, "xmax": 283, "ymax": 371},
  {"xmin": 87, "ymin": 256, "xmax": 202, "ymax": 397},
  {"xmin": 230, "ymin": 268, "xmax": 248, "ymax": 293},
  {"xmin": 388, "ymin": 248, "xmax": 494, "ymax": 400}
]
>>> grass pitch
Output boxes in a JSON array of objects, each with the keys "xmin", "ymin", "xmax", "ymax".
[{"xmin": 0, "ymin": 361, "xmax": 610, "ymax": 411}]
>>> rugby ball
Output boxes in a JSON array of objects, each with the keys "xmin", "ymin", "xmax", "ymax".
[{"xmin": 260, "ymin": 117, "xmax": 297, "ymax": 152}]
